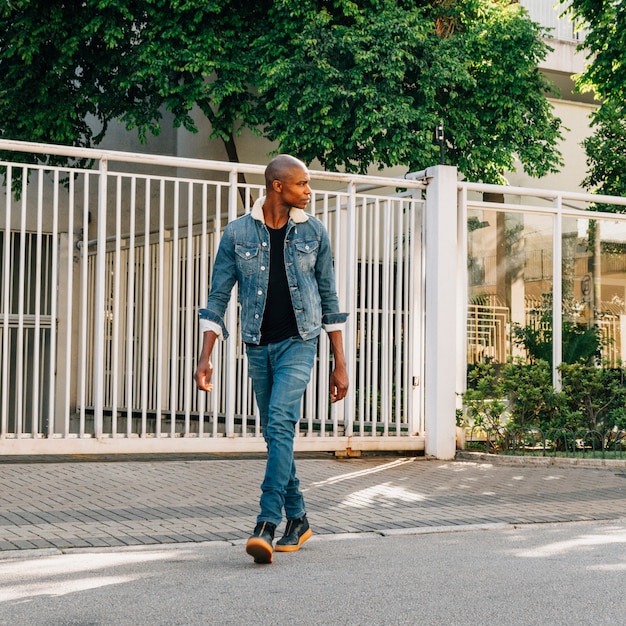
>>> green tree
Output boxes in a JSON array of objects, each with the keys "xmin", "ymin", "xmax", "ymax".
[
  {"xmin": 0, "ymin": 0, "xmax": 260, "ymax": 166},
  {"xmin": 582, "ymin": 102, "xmax": 626, "ymax": 205},
  {"xmin": 1, "ymin": 0, "xmax": 563, "ymax": 181},
  {"xmin": 561, "ymin": 0, "xmax": 626, "ymax": 104},
  {"xmin": 562, "ymin": 0, "xmax": 626, "ymax": 199}
]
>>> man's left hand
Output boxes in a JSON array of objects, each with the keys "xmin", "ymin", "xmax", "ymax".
[{"xmin": 329, "ymin": 366, "xmax": 348, "ymax": 403}]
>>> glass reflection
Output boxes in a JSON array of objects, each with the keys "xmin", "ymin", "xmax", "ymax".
[{"xmin": 467, "ymin": 209, "xmax": 553, "ymax": 365}]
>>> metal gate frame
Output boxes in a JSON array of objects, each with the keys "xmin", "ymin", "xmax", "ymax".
[{"xmin": 1, "ymin": 140, "xmax": 432, "ymax": 456}]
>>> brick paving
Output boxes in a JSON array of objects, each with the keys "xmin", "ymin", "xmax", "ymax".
[{"xmin": 0, "ymin": 453, "xmax": 625, "ymax": 554}]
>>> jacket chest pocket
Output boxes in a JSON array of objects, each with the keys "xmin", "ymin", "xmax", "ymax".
[
  {"xmin": 294, "ymin": 240, "xmax": 319, "ymax": 272},
  {"xmin": 235, "ymin": 244, "xmax": 261, "ymax": 276}
]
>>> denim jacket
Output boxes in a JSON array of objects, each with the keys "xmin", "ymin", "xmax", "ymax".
[{"xmin": 199, "ymin": 197, "xmax": 348, "ymax": 344}]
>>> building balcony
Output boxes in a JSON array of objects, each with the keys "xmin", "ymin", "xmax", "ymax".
[{"xmin": 519, "ymin": 0, "xmax": 594, "ymax": 103}]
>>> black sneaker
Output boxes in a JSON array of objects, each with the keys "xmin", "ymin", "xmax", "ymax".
[
  {"xmin": 246, "ymin": 521, "xmax": 276, "ymax": 564},
  {"xmin": 275, "ymin": 516, "xmax": 312, "ymax": 552}
]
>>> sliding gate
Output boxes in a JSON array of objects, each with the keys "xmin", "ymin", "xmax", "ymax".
[{"xmin": 0, "ymin": 140, "xmax": 426, "ymax": 455}]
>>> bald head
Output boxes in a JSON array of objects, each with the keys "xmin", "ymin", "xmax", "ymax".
[{"xmin": 265, "ymin": 155, "xmax": 308, "ymax": 191}]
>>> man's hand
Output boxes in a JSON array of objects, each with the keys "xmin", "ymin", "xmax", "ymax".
[
  {"xmin": 194, "ymin": 356, "xmax": 214, "ymax": 392},
  {"xmin": 329, "ymin": 365, "xmax": 348, "ymax": 403},
  {"xmin": 194, "ymin": 330, "xmax": 218, "ymax": 392},
  {"xmin": 327, "ymin": 329, "xmax": 348, "ymax": 403}
]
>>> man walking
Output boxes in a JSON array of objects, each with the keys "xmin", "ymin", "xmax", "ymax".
[{"xmin": 195, "ymin": 155, "xmax": 348, "ymax": 564}]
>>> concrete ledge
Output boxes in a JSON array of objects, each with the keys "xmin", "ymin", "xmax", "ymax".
[{"xmin": 456, "ymin": 450, "xmax": 626, "ymax": 469}]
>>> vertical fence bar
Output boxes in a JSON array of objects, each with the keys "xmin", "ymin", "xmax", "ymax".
[
  {"xmin": 62, "ymin": 173, "xmax": 75, "ymax": 436},
  {"xmin": 184, "ymin": 183, "xmax": 194, "ymax": 436},
  {"xmin": 403, "ymin": 200, "xmax": 413, "ymax": 432},
  {"xmin": 379, "ymin": 200, "xmax": 393, "ymax": 437},
  {"xmin": 126, "ymin": 177, "xmax": 136, "ymax": 436},
  {"xmin": 457, "ymin": 185, "xmax": 469, "ymax": 417},
  {"xmin": 140, "ymin": 178, "xmax": 151, "ymax": 437},
  {"xmin": 317, "ymin": 193, "xmax": 330, "ymax": 437},
  {"xmin": 357, "ymin": 196, "xmax": 367, "ymax": 436},
  {"xmin": 16, "ymin": 168, "xmax": 28, "ymax": 436},
  {"xmin": 411, "ymin": 196, "xmax": 422, "ymax": 434},
  {"xmin": 31, "ymin": 169, "xmax": 44, "ymax": 436},
  {"xmin": 197, "ymin": 183, "xmax": 208, "ymax": 436},
  {"xmin": 156, "ymin": 179, "xmax": 165, "ymax": 434},
  {"xmin": 372, "ymin": 199, "xmax": 381, "ymax": 430},
  {"xmin": 92, "ymin": 159, "xmax": 109, "ymax": 438},
  {"xmin": 365, "ymin": 199, "xmax": 374, "ymax": 428},
  {"xmin": 111, "ymin": 175, "xmax": 122, "ymax": 435},
  {"xmin": 301, "ymin": 191, "xmax": 313, "ymax": 438},
  {"xmin": 395, "ymin": 199, "xmax": 404, "ymax": 434},
  {"xmin": 1, "ymin": 166, "xmax": 12, "ymax": 437},
  {"xmin": 225, "ymin": 170, "xmax": 238, "ymax": 437},
  {"xmin": 344, "ymin": 182, "xmax": 358, "ymax": 438},
  {"xmin": 170, "ymin": 181, "xmax": 180, "ymax": 436},
  {"xmin": 48, "ymin": 170, "xmax": 60, "ymax": 436},
  {"xmin": 553, "ymin": 196, "xmax": 563, "ymax": 389},
  {"xmin": 210, "ymin": 184, "xmax": 221, "ymax": 438},
  {"xmin": 330, "ymin": 193, "xmax": 342, "ymax": 436},
  {"xmin": 78, "ymin": 174, "xmax": 90, "ymax": 436}
]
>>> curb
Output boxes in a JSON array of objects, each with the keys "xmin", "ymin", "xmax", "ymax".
[
  {"xmin": 4, "ymin": 518, "xmax": 626, "ymax": 562},
  {"xmin": 455, "ymin": 450, "xmax": 626, "ymax": 469}
]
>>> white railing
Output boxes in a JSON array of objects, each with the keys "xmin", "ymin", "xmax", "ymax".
[
  {"xmin": 0, "ymin": 140, "xmax": 426, "ymax": 454},
  {"xmin": 459, "ymin": 181, "xmax": 626, "ymax": 390}
]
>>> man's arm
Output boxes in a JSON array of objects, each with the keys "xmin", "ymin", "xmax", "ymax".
[
  {"xmin": 194, "ymin": 330, "xmax": 219, "ymax": 392},
  {"xmin": 327, "ymin": 330, "xmax": 348, "ymax": 403}
]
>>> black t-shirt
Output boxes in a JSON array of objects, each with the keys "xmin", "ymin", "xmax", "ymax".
[{"xmin": 259, "ymin": 224, "xmax": 299, "ymax": 345}]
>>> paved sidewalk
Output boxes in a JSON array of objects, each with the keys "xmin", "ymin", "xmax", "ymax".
[{"xmin": 1, "ymin": 453, "xmax": 625, "ymax": 555}]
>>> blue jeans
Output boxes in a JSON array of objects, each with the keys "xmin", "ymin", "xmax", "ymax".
[{"xmin": 246, "ymin": 335, "xmax": 318, "ymax": 526}]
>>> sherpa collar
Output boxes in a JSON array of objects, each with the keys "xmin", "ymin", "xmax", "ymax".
[{"xmin": 250, "ymin": 196, "xmax": 309, "ymax": 224}]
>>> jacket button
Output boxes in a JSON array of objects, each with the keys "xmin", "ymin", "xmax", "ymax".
[{"xmin": 258, "ymin": 290, "xmax": 263, "ymax": 295}]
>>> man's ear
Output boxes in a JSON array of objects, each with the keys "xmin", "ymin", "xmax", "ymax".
[{"xmin": 272, "ymin": 179, "xmax": 282, "ymax": 193}]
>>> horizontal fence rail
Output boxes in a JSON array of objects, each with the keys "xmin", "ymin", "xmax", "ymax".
[{"xmin": 0, "ymin": 140, "xmax": 426, "ymax": 454}]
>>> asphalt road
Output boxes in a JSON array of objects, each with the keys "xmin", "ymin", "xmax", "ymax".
[{"xmin": 1, "ymin": 518, "xmax": 625, "ymax": 626}]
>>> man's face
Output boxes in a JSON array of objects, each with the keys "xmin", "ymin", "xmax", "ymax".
[{"xmin": 277, "ymin": 165, "xmax": 312, "ymax": 209}]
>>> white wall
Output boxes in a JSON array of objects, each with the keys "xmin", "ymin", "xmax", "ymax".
[{"xmin": 506, "ymin": 98, "xmax": 597, "ymax": 194}]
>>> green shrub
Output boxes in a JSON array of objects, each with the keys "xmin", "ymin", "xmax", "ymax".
[
  {"xmin": 462, "ymin": 362, "xmax": 506, "ymax": 431},
  {"xmin": 500, "ymin": 359, "xmax": 565, "ymax": 430},
  {"xmin": 511, "ymin": 293, "xmax": 603, "ymax": 366},
  {"xmin": 558, "ymin": 363, "xmax": 626, "ymax": 435}
]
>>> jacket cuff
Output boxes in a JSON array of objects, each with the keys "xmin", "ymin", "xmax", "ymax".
[
  {"xmin": 198, "ymin": 308, "xmax": 229, "ymax": 340},
  {"xmin": 323, "ymin": 322, "xmax": 346, "ymax": 334},
  {"xmin": 322, "ymin": 312, "xmax": 349, "ymax": 326},
  {"xmin": 199, "ymin": 318, "xmax": 223, "ymax": 338}
]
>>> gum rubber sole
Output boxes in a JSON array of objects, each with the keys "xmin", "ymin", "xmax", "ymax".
[
  {"xmin": 274, "ymin": 528, "xmax": 313, "ymax": 552},
  {"xmin": 245, "ymin": 537, "xmax": 273, "ymax": 564}
]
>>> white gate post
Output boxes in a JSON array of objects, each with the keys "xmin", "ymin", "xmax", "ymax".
[{"xmin": 424, "ymin": 165, "xmax": 458, "ymax": 459}]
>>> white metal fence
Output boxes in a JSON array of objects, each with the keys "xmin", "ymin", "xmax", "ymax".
[
  {"xmin": 0, "ymin": 140, "xmax": 426, "ymax": 454},
  {"xmin": 459, "ymin": 182, "xmax": 626, "ymax": 391}
]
